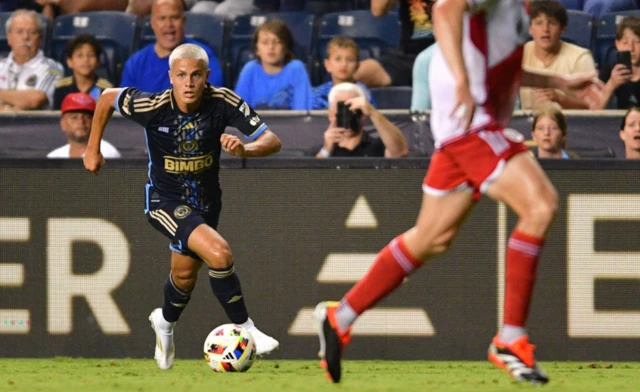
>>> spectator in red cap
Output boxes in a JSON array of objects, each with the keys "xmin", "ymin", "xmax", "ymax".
[{"xmin": 48, "ymin": 92, "xmax": 120, "ymax": 158}]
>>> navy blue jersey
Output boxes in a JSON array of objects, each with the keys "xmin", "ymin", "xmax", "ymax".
[{"xmin": 115, "ymin": 84, "xmax": 267, "ymax": 211}]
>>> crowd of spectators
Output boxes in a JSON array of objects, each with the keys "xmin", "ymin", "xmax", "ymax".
[{"xmin": 0, "ymin": 0, "xmax": 639, "ymax": 159}]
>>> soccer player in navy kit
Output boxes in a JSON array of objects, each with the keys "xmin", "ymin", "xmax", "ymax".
[{"xmin": 84, "ymin": 43, "xmax": 281, "ymax": 370}]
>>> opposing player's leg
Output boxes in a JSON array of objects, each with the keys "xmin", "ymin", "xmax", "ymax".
[
  {"xmin": 316, "ymin": 188, "xmax": 475, "ymax": 383},
  {"xmin": 485, "ymin": 152, "xmax": 557, "ymax": 384},
  {"xmin": 188, "ymin": 224, "xmax": 279, "ymax": 356},
  {"xmin": 149, "ymin": 252, "xmax": 202, "ymax": 370}
]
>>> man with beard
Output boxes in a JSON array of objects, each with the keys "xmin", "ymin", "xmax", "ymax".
[{"xmin": 48, "ymin": 93, "xmax": 120, "ymax": 158}]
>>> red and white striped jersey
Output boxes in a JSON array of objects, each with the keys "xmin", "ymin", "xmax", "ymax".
[{"xmin": 428, "ymin": 0, "xmax": 530, "ymax": 147}]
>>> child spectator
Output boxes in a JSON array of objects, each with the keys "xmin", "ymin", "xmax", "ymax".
[
  {"xmin": 312, "ymin": 37, "xmax": 376, "ymax": 110},
  {"xmin": 597, "ymin": 17, "xmax": 640, "ymax": 110},
  {"xmin": 531, "ymin": 107, "xmax": 577, "ymax": 159},
  {"xmin": 53, "ymin": 34, "xmax": 112, "ymax": 110},
  {"xmin": 234, "ymin": 19, "xmax": 312, "ymax": 110}
]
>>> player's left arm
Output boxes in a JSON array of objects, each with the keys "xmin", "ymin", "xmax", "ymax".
[
  {"xmin": 222, "ymin": 130, "xmax": 281, "ymax": 158},
  {"xmin": 521, "ymin": 70, "xmax": 604, "ymax": 110},
  {"xmin": 221, "ymin": 88, "xmax": 282, "ymax": 157}
]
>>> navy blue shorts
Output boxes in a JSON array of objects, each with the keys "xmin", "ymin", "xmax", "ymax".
[{"xmin": 145, "ymin": 185, "xmax": 221, "ymax": 259}]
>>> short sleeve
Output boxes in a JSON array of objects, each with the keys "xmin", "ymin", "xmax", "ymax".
[
  {"xmin": 115, "ymin": 87, "xmax": 166, "ymax": 128},
  {"xmin": 219, "ymin": 87, "xmax": 268, "ymax": 140}
]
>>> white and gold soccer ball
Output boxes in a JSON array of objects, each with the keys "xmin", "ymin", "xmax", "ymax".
[{"xmin": 203, "ymin": 324, "xmax": 257, "ymax": 372}]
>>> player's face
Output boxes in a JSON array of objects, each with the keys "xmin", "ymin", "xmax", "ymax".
[
  {"xmin": 151, "ymin": 0, "xmax": 185, "ymax": 53},
  {"xmin": 532, "ymin": 115, "xmax": 565, "ymax": 157},
  {"xmin": 60, "ymin": 111, "xmax": 93, "ymax": 143},
  {"xmin": 529, "ymin": 14, "xmax": 564, "ymax": 51},
  {"xmin": 169, "ymin": 58, "xmax": 210, "ymax": 105},
  {"xmin": 7, "ymin": 15, "xmax": 40, "ymax": 61},
  {"xmin": 67, "ymin": 44, "xmax": 99, "ymax": 78},
  {"xmin": 324, "ymin": 46, "xmax": 359, "ymax": 83},
  {"xmin": 620, "ymin": 110, "xmax": 640, "ymax": 154},
  {"xmin": 255, "ymin": 30, "xmax": 286, "ymax": 67},
  {"xmin": 615, "ymin": 28, "xmax": 640, "ymax": 67}
]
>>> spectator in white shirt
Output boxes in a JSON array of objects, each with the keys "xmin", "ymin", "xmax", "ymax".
[
  {"xmin": 48, "ymin": 92, "xmax": 121, "ymax": 159},
  {"xmin": 0, "ymin": 9, "xmax": 63, "ymax": 110}
]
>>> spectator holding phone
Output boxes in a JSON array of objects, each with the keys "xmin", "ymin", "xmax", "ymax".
[
  {"xmin": 315, "ymin": 83, "xmax": 408, "ymax": 158},
  {"xmin": 597, "ymin": 16, "xmax": 640, "ymax": 110}
]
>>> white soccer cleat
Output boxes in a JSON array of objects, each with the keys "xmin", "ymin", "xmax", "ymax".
[
  {"xmin": 149, "ymin": 308, "xmax": 175, "ymax": 370},
  {"xmin": 244, "ymin": 320, "xmax": 279, "ymax": 356}
]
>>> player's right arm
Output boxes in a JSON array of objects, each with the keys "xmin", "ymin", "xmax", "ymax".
[
  {"xmin": 432, "ymin": 0, "xmax": 475, "ymax": 129},
  {"xmin": 84, "ymin": 88, "xmax": 123, "ymax": 176}
]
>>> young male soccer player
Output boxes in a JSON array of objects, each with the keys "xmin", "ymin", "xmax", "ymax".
[
  {"xmin": 315, "ymin": 0, "xmax": 604, "ymax": 384},
  {"xmin": 84, "ymin": 43, "xmax": 281, "ymax": 370}
]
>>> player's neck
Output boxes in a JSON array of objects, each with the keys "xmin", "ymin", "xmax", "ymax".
[{"xmin": 176, "ymin": 98, "xmax": 202, "ymax": 114}]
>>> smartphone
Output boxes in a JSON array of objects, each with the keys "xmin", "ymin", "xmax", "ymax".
[
  {"xmin": 617, "ymin": 50, "xmax": 632, "ymax": 70},
  {"xmin": 336, "ymin": 101, "xmax": 362, "ymax": 132}
]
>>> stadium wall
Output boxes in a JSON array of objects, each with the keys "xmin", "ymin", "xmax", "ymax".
[
  {"xmin": 0, "ymin": 159, "xmax": 639, "ymax": 360},
  {"xmin": 0, "ymin": 110, "xmax": 629, "ymax": 158}
]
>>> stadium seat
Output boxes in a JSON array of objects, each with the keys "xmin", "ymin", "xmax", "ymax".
[
  {"xmin": 562, "ymin": 10, "xmax": 595, "ymax": 50},
  {"xmin": 51, "ymin": 12, "xmax": 139, "ymax": 86},
  {"xmin": 594, "ymin": 10, "xmax": 640, "ymax": 67},
  {"xmin": 0, "ymin": 12, "xmax": 50, "ymax": 58},
  {"xmin": 369, "ymin": 86, "xmax": 412, "ymax": 109},
  {"xmin": 267, "ymin": 12, "xmax": 315, "ymax": 72},
  {"xmin": 558, "ymin": 0, "xmax": 584, "ymax": 10},
  {"xmin": 138, "ymin": 12, "xmax": 227, "ymax": 59},
  {"xmin": 314, "ymin": 10, "xmax": 400, "ymax": 84},
  {"xmin": 224, "ymin": 13, "xmax": 267, "ymax": 87}
]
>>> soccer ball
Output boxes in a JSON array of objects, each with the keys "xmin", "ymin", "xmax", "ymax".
[{"xmin": 203, "ymin": 324, "xmax": 257, "ymax": 372}]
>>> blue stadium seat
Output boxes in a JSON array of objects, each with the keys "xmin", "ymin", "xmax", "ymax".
[
  {"xmin": 369, "ymin": 86, "xmax": 412, "ymax": 109},
  {"xmin": 267, "ymin": 12, "xmax": 315, "ymax": 71},
  {"xmin": 51, "ymin": 12, "xmax": 138, "ymax": 86},
  {"xmin": 0, "ymin": 12, "xmax": 50, "ymax": 58},
  {"xmin": 225, "ymin": 13, "xmax": 267, "ymax": 87},
  {"xmin": 595, "ymin": 10, "xmax": 640, "ymax": 67},
  {"xmin": 314, "ymin": 10, "xmax": 400, "ymax": 84},
  {"xmin": 559, "ymin": 0, "xmax": 584, "ymax": 10},
  {"xmin": 562, "ymin": 10, "xmax": 595, "ymax": 50},
  {"xmin": 139, "ymin": 12, "xmax": 227, "ymax": 59}
]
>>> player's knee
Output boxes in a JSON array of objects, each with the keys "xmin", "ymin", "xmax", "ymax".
[
  {"xmin": 534, "ymin": 190, "xmax": 558, "ymax": 226},
  {"xmin": 411, "ymin": 229, "xmax": 455, "ymax": 259},
  {"xmin": 430, "ymin": 230, "xmax": 456, "ymax": 256},
  {"xmin": 171, "ymin": 268, "xmax": 198, "ymax": 290},
  {"xmin": 203, "ymin": 240, "xmax": 233, "ymax": 269},
  {"xmin": 521, "ymin": 189, "xmax": 558, "ymax": 231}
]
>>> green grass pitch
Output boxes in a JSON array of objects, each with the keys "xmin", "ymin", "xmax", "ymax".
[{"xmin": 0, "ymin": 359, "xmax": 638, "ymax": 391}]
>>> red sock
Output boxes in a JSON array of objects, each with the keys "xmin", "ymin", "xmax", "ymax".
[
  {"xmin": 344, "ymin": 235, "xmax": 422, "ymax": 314},
  {"xmin": 504, "ymin": 230, "xmax": 544, "ymax": 327}
]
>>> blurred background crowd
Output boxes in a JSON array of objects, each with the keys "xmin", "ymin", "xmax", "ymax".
[{"xmin": 0, "ymin": 0, "xmax": 639, "ymax": 159}]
